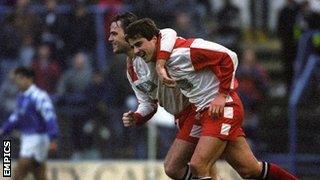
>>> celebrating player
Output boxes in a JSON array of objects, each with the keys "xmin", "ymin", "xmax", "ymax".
[
  {"xmin": 108, "ymin": 12, "xmax": 218, "ymax": 179},
  {"xmin": 125, "ymin": 18, "xmax": 298, "ymax": 180}
]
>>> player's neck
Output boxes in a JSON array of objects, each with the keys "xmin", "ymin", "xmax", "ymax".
[
  {"xmin": 20, "ymin": 83, "xmax": 33, "ymax": 92},
  {"xmin": 126, "ymin": 49, "xmax": 135, "ymax": 59}
]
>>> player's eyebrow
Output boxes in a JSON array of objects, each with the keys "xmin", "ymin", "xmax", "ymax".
[
  {"xmin": 133, "ymin": 41, "xmax": 142, "ymax": 47},
  {"xmin": 110, "ymin": 31, "xmax": 117, "ymax": 35}
]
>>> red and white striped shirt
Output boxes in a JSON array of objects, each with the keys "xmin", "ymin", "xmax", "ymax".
[{"xmin": 164, "ymin": 37, "xmax": 239, "ymax": 111}]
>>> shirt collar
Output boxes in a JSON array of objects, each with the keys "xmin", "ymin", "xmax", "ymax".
[
  {"xmin": 152, "ymin": 33, "xmax": 161, "ymax": 62},
  {"xmin": 23, "ymin": 84, "xmax": 36, "ymax": 96}
]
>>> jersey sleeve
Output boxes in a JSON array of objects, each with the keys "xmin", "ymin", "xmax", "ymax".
[
  {"xmin": 126, "ymin": 72, "xmax": 157, "ymax": 125},
  {"xmin": 190, "ymin": 40, "xmax": 239, "ymax": 94},
  {"xmin": 1, "ymin": 95, "xmax": 23, "ymax": 136},
  {"xmin": 1, "ymin": 111, "xmax": 19, "ymax": 136},
  {"xmin": 157, "ymin": 28, "xmax": 177, "ymax": 60},
  {"xmin": 36, "ymin": 92, "xmax": 59, "ymax": 141}
]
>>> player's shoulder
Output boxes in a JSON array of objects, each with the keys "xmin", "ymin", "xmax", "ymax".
[
  {"xmin": 160, "ymin": 28, "xmax": 176, "ymax": 35},
  {"xmin": 191, "ymin": 38, "xmax": 237, "ymax": 55},
  {"xmin": 31, "ymin": 86, "xmax": 50, "ymax": 100}
]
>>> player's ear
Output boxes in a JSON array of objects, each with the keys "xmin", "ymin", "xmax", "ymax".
[{"xmin": 151, "ymin": 35, "xmax": 157, "ymax": 44}]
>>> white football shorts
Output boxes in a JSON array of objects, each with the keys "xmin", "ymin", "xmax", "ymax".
[{"xmin": 20, "ymin": 134, "xmax": 50, "ymax": 163}]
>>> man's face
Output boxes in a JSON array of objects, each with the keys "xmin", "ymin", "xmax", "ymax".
[
  {"xmin": 128, "ymin": 36, "xmax": 157, "ymax": 63},
  {"xmin": 13, "ymin": 74, "xmax": 30, "ymax": 92},
  {"xmin": 108, "ymin": 21, "xmax": 130, "ymax": 54}
]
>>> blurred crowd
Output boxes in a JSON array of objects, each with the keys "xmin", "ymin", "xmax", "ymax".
[{"xmin": 0, "ymin": 0, "xmax": 319, "ymax": 160}]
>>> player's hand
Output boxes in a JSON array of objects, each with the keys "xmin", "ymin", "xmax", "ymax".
[
  {"xmin": 122, "ymin": 111, "xmax": 136, "ymax": 127},
  {"xmin": 156, "ymin": 59, "xmax": 176, "ymax": 87},
  {"xmin": 49, "ymin": 141, "xmax": 58, "ymax": 153},
  {"xmin": 208, "ymin": 93, "xmax": 227, "ymax": 119}
]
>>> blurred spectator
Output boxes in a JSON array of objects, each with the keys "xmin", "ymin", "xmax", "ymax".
[
  {"xmin": 238, "ymin": 49, "xmax": 269, "ymax": 113},
  {"xmin": 13, "ymin": 0, "xmax": 41, "ymax": 43},
  {"xmin": 294, "ymin": 1, "xmax": 312, "ymax": 40},
  {"xmin": 0, "ymin": 71, "xmax": 19, "ymax": 121},
  {"xmin": 57, "ymin": 52, "xmax": 92, "ymax": 95},
  {"xmin": 196, "ymin": 0, "xmax": 213, "ymax": 18},
  {"xmin": 293, "ymin": 12, "xmax": 320, "ymax": 98},
  {"xmin": 84, "ymin": 71, "xmax": 112, "ymax": 158},
  {"xmin": 42, "ymin": 0, "xmax": 60, "ymax": 31},
  {"xmin": 277, "ymin": 0, "xmax": 299, "ymax": 92},
  {"xmin": 130, "ymin": 0, "xmax": 175, "ymax": 28},
  {"xmin": 172, "ymin": 0, "xmax": 207, "ymax": 37},
  {"xmin": 237, "ymin": 49, "xmax": 269, "ymax": 151},
  {"xmin": 173, "ymin": 11, "xmax": 197, "ymax": 38},
  {"xmin": 215, "ymin": 0, "xmax": 241, "ymax": 52},
  {"xmin": 19, "ymin": 34, "xmax": 36, "ymax": 66},
  {"xmin": 292, "ymin": 2, "xmax": 317, "ymax": 86},
  {"xmin": 0, "ymin": 14, "xmax": 20, "ymax": 83},
  {"xmin": 103, "ymin": 55, "xmax": 139, "ymax": 158},
  {"xmin": 31, "ymin": 42, "xmax": 61, "ymax": 94},
  {"xmin": 40, "ymin": 27, "xmax": 67, "ymax": 69},
  {"xmin": 57, "ymin": 52, "xmax": 92, "ymax": 159},
  {"xmin": 95, "ymin": 76, "xmax": 142, "ymax": 159},
  {"xmin": 0, "ymin": 71, "xmax": 21, "ymax": 159},
  {"xmin": 68, "ymin": 1, "xmax": 96, "ymax": 55},
  {"xmin": 104, "ymin": 55, "xmax": 132, "ymax": 109},
  {"xmin": 249, "ymin": 0, "xmax": 269, "ymax": 41},
  {"xmin": 65, "ymin": 2, "xmax": 96, "ymax": 56},
  {"xmin": 85, "ymin": 71, "xmax": 109, "ymax": 121},
  {"xmin": 40, "ymin": 0, "xmax": 72, "ymax": 67}
]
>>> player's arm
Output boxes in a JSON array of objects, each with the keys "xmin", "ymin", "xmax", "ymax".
[
  {"xmin": 211, "ymin": 51, "xmax": 237, "ymax": 119},
  {"xmin": 0, "ymin": 112, "xmax": 19, "ymax": 137},
  {"xmin": 191, "ymin": 43, "xmax": 238, "ymax": 118},
  {"xmin": 157, "ymin": 28, "xmax": 177, "ymax": 60},
  {"xmin": 124, "ymin": 74, "xmax": 158, "ymax": 127},
  {"xmin": 156, "ymin": 28, "xmax": 177, "ymax": 87},
  {"xmin": 190, "ymin": 47, "xmax": 238, "ymax": 94},
  {"xmin": 36, "ymin": 93, "xmax": 59, "ymax": 142},
  {"xmin": 37, "ymin": 93, "xmax": 59, "ymax": 151}
]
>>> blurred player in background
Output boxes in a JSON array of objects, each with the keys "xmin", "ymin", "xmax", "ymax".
[
  {"xmin": 108, "ymin": 12, "xmax": 218, "ymax": 180},
  {"xmin": 0, "ymin": 67, "xmax": 59, "ymax": 180},
  {"xmin": 125, "ymin": 18, "xmax": 298, "ymax": 180}
]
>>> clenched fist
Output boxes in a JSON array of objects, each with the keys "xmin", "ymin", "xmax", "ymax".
[{"xmin": 122, "ymin": 111, "xmax": 136, "ymax": 127}]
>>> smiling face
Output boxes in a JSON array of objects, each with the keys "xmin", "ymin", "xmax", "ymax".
[
  {"xmin": 108, "ymin": 21, "xmax": 131, "ymax": 54},
  {"xmin": 128, "ymin": 36, "xmax": 157, "ymax": 63}
]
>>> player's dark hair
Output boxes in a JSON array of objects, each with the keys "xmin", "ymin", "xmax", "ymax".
[
  {"xmin": 111, "ymin": 12, "xmax": 138, "ymax": 30},
  {"xmin": 14, "ymin": 67, "xmax": 35, "ymax": 80},
  {"xmin": 125, "ymin": 18, "xmax": 160, "ymax": 41}
]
